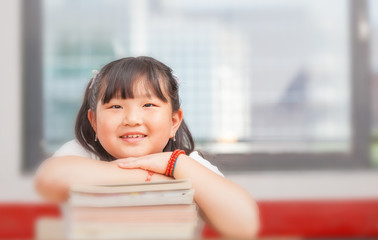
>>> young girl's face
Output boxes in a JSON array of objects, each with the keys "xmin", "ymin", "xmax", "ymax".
[{"xmin": 88, "ymin": 78, "xmax": 183, "ymax": 159}]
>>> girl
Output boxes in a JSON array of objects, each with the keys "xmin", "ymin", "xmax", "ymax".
[{"xmin": 35, "ymin": 56, "xmax": 259, "ymax": 239}]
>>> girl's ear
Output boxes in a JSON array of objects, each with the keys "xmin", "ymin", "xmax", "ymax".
[
  {"xmin": 170, "ymin": 108, "xmax": 183, "ymax": 138},
  {"xmin": 87, "ymin": 109, "xmax": 97, "ymax": 133}
]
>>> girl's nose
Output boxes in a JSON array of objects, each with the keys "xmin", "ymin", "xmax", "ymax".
[{"xmin": 122, "ymin": 108, "xmax": 143, "ymax": 126}]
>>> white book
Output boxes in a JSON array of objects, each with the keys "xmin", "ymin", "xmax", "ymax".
[
  {"xmin": 70, "ymin": 179, "xmax": 192, "ymax": 194},
  {"xmin": 69, "ymin": 221, "xmax": 200, "ymax": 239},
  {"xmin": 69, "ymin": 188, "xmax": 195, "ymax": 207}
]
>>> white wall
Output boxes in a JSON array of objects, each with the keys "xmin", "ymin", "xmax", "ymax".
[
  {"xmin": 0, "ymin": 0, "xmax": 40, "ymax": 202},
  {"xmin": 0, "ymin": 0, "xmax": 377, "ymax": 203},
  {"xmin": 228, "ymin": 170, "xmax": 378, "ymax": 200}
]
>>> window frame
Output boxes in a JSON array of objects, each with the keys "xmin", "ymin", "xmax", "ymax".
[
  {"xmin": 22, "ymin": 0, "xmax": 372, "ymax": 172},
  {"xmin": 22, "ymin": 0, "xmax": 44, "ymax": 172}
]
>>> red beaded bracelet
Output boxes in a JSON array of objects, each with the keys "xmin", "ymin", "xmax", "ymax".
[{"xmin": 165, "ymin": 149, "xmax": 185, "ymax": 177}]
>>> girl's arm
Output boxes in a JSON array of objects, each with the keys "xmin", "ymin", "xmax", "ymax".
[
  {"xmin": 175, "ymin": 155, "xmax": 260, "ymax": 239},
  {"xmin": 116, "ymin": 153, "xmax": 260, "ymax": 239},
  {"xmin": 34, "ymin": 156, "xmax": 171, "ymax": 203}
]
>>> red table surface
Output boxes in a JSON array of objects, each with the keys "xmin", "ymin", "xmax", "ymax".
[{"xmin": 1, "ymin": 199, "xmax": 378, "ymax": 239}]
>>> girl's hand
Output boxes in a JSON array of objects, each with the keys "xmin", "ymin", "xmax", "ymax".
[{"xmin": 114, "ymin": 152, "xmax": 172, "ymax": 174}]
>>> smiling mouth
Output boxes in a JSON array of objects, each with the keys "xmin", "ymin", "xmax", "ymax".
[{"xmin": 120, "ymin": 135, "xmax": 146, "ymax": 139}]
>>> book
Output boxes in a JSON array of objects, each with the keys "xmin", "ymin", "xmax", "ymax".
[
  {"xmin": 67, "ymin": 204, "xmax": 199, "ymax": 239},
  {"xmin": 70, "ymin": 178, "xmax": 192, "ymax": 194},
  {"xmin": 65, "ymin": 179, "xmax": 199, "ymax": 239},
  {"xmin": 69, "ymin": 204, "xmax": 198, "ymax": 222},
  {"xmin": 69, "ymin": 179, "xmax": 194, "ymax": 207},
  {"xmin": 69, "ymin": 221, "xmax": 199, "ymax": 239}
]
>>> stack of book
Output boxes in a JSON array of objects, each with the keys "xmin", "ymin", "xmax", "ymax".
[{"xmin": 65, "ymin": 179, "xmax": 199, "ymax": 239}]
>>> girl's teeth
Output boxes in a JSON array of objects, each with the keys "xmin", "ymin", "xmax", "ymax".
[{"xmin": 123, "ymin": 135, "xmax": 144, "ymax": 138}]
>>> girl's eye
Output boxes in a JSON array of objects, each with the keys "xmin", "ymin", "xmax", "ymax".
[
  {"xmin": 143, "ymin": 103, "xmax": 156, "ymax": 108},
  {"xmin": 110, "ymin": 105, "xmax": 122, "ymax": 109}
]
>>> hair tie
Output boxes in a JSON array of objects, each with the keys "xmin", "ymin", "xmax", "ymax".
[
  {"xmin": 172, "ymin": 73, "xmax": 180, "ymax": 83},
  {"xmin": 89, "ymin": 69, "xmax": 99, "ymax": 89}
]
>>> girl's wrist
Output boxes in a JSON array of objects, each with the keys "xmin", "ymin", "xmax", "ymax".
[{"xmin": 164, "ymin": 149, "xmax": 185, "ymax": 178}]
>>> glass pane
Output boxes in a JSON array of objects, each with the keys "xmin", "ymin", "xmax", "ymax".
[{"xmin": 43, "ymin": 0, "xmax": 350, "ymax": 155}]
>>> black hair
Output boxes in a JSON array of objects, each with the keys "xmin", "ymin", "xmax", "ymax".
[{"xmin": 75, "ymin": 56, "xmax": 195, "ymax": 161}]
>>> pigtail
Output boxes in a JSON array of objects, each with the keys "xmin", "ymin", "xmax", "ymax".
[
  {"xmin": 161, "ymin": 67, "xmax": 195, "ymax": 155},
  {"xmin": 163, "ymin": 120, "xmax": 194, "ymax": 155},
  {"xmin": 75, "ymin": 76, "xmax": 115, "ymax": 161}
]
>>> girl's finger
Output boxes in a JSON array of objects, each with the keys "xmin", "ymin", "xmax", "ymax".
[{"xmin": 117, "ymin": 161, "xmax": 139, "ymax": 169}]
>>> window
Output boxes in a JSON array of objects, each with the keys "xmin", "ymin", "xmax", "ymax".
[
  {"xmin": 23, "ymin": 0, "xmax": 373, "ymax": 171},
  {"xmin": 370, "ymin": 0, "xmax": 378, "ymax": 167}
]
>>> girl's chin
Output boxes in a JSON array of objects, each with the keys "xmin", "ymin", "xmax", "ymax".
[
  {"xmin": 112, "ymin": 151, "xmax": 155, "ymax": 159},
  {"xmin": 106, "ymin": 144, "xmax": 166, "ymax": 159}
]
